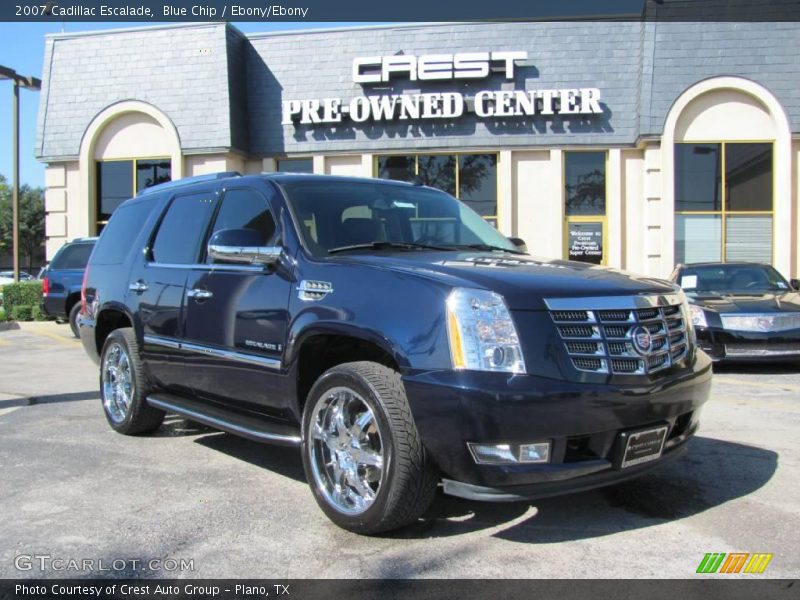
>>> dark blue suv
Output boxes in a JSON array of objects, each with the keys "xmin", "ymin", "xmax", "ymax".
[
  {"xmin": 42, "ymin": 237, "xmax": 97, "ymax": 336},
  {"xmin": 79, "ymin": 172, "xmax": 712, "ymax": 533}
]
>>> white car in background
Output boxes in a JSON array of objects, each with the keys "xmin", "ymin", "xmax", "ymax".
[{"xmin": 0, "ymin": 271, "xmax": 34, "ymax": 284}]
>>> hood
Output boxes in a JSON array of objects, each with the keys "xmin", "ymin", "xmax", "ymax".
[
  {"xmin": 331, "ymin": 251, "xmax": 677, "ymax": 310},
  {"xmin": 688, "ymin": 289, "xmax": 800, "ymax": 314}
]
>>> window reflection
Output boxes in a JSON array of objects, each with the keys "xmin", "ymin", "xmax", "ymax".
[
  {"xmin": 136, "ymin": 160, "xmax": 171, "ymax": 192},
  {"xmin": 96, "ymin": 158, "xmax": 171, "ymax": 234},
  {"xmin": 675, "ymin": 144, "xmax": 721, "ymax": 212},
  {"xmin": 565, "ymin": 152, "xmax": 606, "ymax": 216},
  {"xmin": 726, "ymin": 143, "xmax": 772, "ymax": 212},
  {"xmin": 277, "ymin": 158, "xmax": 313, "ymax": 173},
  {"xmin": 458, "ymin": 154, "xmax": 497, "ymax": 218},
  {"xmin": 416, "ymin": 155, "xmax": 456, "ymax": 196},
  {"xmin": 97, "ymin": 160, "xmax": 133, "ymax": 222},
  {"xmin": 377, "ymin": 153, "xmax": 497, "ymax": 221},
  {"xmin": 378, "ymin": 155, "xmax": 415, "ymax": 181}
]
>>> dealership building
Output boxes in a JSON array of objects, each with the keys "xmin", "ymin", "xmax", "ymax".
[{"xmin": 35, "ymin": 16, "xmax": 800, "ymax": 278}]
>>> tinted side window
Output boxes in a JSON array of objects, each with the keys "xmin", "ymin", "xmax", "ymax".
[
  {"xmin": 92, "ymin": 201, "xmax": 155, "ymax": 265},
  {"xmin": 51, "ymin": 243, "xmax": 95, "ymax": 269},
  {"xmin": 207, "ymin": 188, "xmax": 276, "ymax": 260},
  {"xmin": 152, "ymin": 191, "xmax": 217, "ymax": 264}
]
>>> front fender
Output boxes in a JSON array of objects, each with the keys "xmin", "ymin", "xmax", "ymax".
[
  {"xmin": 286, "ymin": 315, "xmax": 411, "ymax": 372},
  {"xmin": 286, "ymin": 264, "xmax": 454, "ymax": 373}
]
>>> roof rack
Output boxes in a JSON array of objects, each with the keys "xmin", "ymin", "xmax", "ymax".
[{"xmin": 136, "ymin": 172, "xmax": 241, "ymax": 197}]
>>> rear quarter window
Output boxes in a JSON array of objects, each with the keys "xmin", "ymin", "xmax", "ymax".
[
  {"xmin": 91, "ymin": 200, "xmax": 156, "ymax": 265},
  {"xmin": 50, "ymin": 242, "xmax": 94, "ymax": 269}
]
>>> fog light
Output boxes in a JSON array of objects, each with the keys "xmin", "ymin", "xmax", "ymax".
[
  {"xmin": 519, "ymin": 443, "xmax": 550, "ymax": 463},
  {"xmin": 468, "ymin": 442, "xmax": 551, "ymax": 465}
]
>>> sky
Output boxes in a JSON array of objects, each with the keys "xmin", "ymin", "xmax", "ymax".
[{"xmin": 0, "ymin": 21, "xmax": 390, "ymax": 189}]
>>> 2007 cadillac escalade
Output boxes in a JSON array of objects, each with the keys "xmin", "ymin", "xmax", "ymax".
[{"xmin": 79, "ymin": 172, "xmax": 712, "ymax": 533}]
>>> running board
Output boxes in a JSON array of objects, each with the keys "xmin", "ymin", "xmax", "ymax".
[{"xmin": 146, "ymin": 393, "xmax": 301, "ymax": 446}]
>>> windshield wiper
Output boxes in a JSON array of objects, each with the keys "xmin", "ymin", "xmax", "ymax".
[
  {"xmin": 327, "ymin": 241, "xmax": 453, "ymax": 254},
  {"xmin": 451, "ymin": 243, "xmax": 526, "ymax": 255}
]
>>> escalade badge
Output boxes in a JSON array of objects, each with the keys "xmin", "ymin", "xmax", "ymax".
[{"xmin": 632, "ymin": 326, "xmax": 653, "ymax": 356}]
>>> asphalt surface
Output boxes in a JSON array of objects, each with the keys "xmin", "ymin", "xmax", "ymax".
[{"xmin": 0, "ymin": 321, "xmax": 798, "ymax": 579}]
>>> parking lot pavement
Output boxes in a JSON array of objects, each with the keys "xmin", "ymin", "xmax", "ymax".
[{"xmin": 1, "ymin": 321, "xmax": 798, "ymax": 579}]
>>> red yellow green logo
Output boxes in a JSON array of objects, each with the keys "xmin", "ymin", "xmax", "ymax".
[{"xmin": 696, "ymin": 553, "xmax": 773, "ymax": 574}]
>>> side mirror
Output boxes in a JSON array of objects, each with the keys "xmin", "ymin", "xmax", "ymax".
[
  {"xmin": 791, "ymin": 278, "xmax": 800, "ymax": 291},
  {"xmin": 508, "ymin": 237, "xmax": 528, "ymax": 253},
  {"xmin": 207, "ymin": 228, "xmax": 283, "ymax": 266}
]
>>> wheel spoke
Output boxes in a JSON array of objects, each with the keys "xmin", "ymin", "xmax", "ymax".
[
  {"xmin": 349, "ymin": 474, "xmax": 376, "ymax": 505},
  {"xmin": 351, "ymin": 447, "xmax": 383, "ymax": 469},
  {"xmin": 344, "ymin": 483, "xmax": 365, "ymax": 510},
  {"xmin": 322, "ymin": 431, "xmax": 339, "ymax": 454},
  {"xmin": 333, "ymin": 398, "xmax": 349, "ymax": 438},
  {"xmin": 350, "ymin": 410, "xmax": 373, "ymax": 439}
]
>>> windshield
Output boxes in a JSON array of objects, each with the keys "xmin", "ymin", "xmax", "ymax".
[
  {"xmin": 279, "ymin": 180, "xmax": 517, "ymax": 256},
  {"xmin": 678, "ymin": 264, "xmax": 790, "ymax": 294}
]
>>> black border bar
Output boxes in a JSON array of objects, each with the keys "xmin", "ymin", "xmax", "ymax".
[
  {"xmin": 2, "ymin": 0, "xmax": 800, "ymax": 23},
  {"xmin": 1, "ymin": 580, "xmax": 798, "ymax": 600}
]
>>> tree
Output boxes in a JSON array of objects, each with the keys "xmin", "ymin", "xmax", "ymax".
[{"xmin": 0, "ymin": 174, "xmax": 46, "ymax": 271}]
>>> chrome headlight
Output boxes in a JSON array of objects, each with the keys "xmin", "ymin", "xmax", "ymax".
[
  {"xmin": 446, "ymin": 288, "xmax": 526, "ymax": 374},
  {"xmin": 689, "ymin": 304, "xmax": 708, "ymax": 328}
]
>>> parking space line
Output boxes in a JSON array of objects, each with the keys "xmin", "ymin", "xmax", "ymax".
[
  {"xmin": 714, "ymin": 376, "xmax": 800, "ymax": 393},
  {"xmin": 22, "ymin": 328, "xmax": 80, "ymax": 346},
  {"xmin": 0, "ymin": 337, "xmax": 10, "ymax": 347},
  {"xmin": 0, "ymin": 406, "xmax": 21, "ymax": 418}
]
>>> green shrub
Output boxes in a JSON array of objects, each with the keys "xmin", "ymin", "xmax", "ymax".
[
  {"xmin": 31, "ymin": 305, "xmax": 47, "ymax": 321},
  {"xmin": 2, "ymin": 281, "xmax": 42, "ymax": 319},
  {"xmin": 10, "ymin": 305, "xmax": 33, "ymax": 322},
  {"xmin": 0, "ymin": 307, "xmax": 5, "ymax": 322}
]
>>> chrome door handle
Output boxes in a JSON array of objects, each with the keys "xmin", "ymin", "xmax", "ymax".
[
  {"xmin": 187, "ymin": 288, "xmax": 213, "ymax": 300},
  {"xmin": 128, "ymin": 281, "xmax": 148, "ymax": 293}
]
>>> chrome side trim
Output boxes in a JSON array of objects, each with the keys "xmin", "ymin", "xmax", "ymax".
[
  {"xmin": 207, "ymin": 244, "xmax": 282, "ymax": 266},
  {"xmin": 142, "ymin": 336, "xmax": 281, "ymax": 370},
  {"xmin": 181, "ymin": 341, "xmax": 282, "ymax": 370},
  {"xmin": 145, "ymin": 262, "xmax": 265, "ymax": 272},
  {"xmin": 143, "ymin": 334, "xmax": 181, "ymax": 349},
  {"xmin": 545, "ymin": 294, "xmax": 682, "ymax": 311},
  {"xmin": 146, "ymin": 396, "xmax": 301, "ymax": 446}
]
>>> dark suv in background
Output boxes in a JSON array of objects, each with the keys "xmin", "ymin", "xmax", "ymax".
[
  {"xmin": 42, "ymin": 237, "xmax": 96, "ymax": 336},
  {"xmin": 79, "ymin": 172, "xmax": 712, "ymax": 534}
]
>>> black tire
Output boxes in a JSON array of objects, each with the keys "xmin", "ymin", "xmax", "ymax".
[
  {"xmin": 68, "ymin": 302, "xmax": 81, "ymax": 338},
  {"xmin": 99, "ymin": 328, "xmax": 164, "ymax": 435},
  {"xmin": 301, "ymin": 361, "xmax": 438, "ymax": 534}
]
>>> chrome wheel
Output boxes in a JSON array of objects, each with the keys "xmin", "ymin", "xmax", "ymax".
[
  {"xmin": 102, "ymin": 342, "xmax": 134, "ymax": 424},
  {"xmin": 308, "ymin": 386, "xmax": 384, "ymax": 515}
]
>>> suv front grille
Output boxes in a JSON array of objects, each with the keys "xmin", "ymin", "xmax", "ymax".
[{"xmin": 548, "ymin": 297, "xmax": 690, "ymax": 376}]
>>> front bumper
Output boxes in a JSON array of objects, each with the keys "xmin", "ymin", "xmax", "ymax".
[
  {"xmin": 696, "ymin": 327, "xmax": 800, "ymax": 362},
  {"xmin": 402, "ymin": 350, "xmax": 712, "ymax": 498}
]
